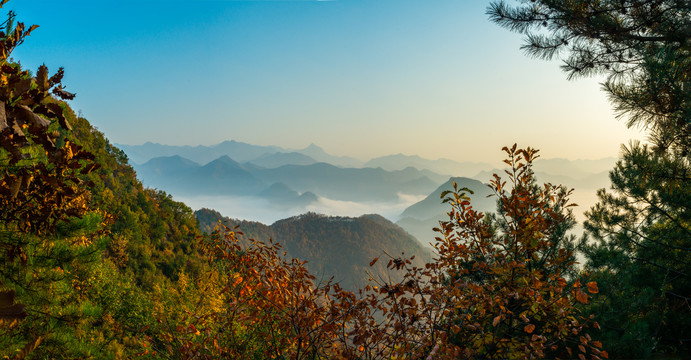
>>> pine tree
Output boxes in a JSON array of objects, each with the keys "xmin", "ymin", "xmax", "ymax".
[
  {"xmin": 488, "ymin": 0, "xmax": 690, "ymax": 152},
  {"xmin": 488, "ymin": 1, "xmax": 690, "ymax": 357}
]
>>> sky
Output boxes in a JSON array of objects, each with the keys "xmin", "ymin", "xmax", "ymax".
[{"xmin": 7, "ymin": 0, "xmax": 644, "ymax": 163}]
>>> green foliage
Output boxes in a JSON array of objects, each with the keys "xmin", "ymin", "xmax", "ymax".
[
  {"xmin": 580, "ymin": 143, "xmax": 690, "ymax": 357},
  {"xmin": 0, "ymin": 3, "xmax": 205, "ymax": 357},
  {"xmin": 488, "ymin": 0, "xmax": 690, "ymax": 152}
]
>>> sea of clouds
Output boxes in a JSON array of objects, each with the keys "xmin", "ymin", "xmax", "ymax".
[{"xmin": 173, "ymin": 193, "xmax": 426, "ymax": 225}]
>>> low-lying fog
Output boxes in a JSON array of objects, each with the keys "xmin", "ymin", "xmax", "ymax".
[{"xmin": 174, "ymin": 193, "xmax": 427, "ymax": 225}]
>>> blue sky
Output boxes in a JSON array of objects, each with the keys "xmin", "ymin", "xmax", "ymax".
[{"xmin": 7, "ymin": 0, "xmax": 643, "ymax": 162}]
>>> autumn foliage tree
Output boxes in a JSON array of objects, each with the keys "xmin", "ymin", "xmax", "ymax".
[
  {"xmin": 337, "ymin": 145, "xmax": 605, "ymax": 360},
  {"xmin": 149, "ymin": 223, "xmax": 356, "ymax": 359}
]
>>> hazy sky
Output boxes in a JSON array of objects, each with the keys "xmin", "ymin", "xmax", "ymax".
[{"xmin": 8, "ymin": 0, "xmax": 644, "ymax": 162}]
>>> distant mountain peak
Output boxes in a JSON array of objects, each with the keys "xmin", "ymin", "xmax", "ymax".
[
  {"xmin": 216, "ymin": 139, "xmax": 238, "ymax": 145},
  {"xmin": 141, "ymin": 155, "xmax": 200, "ymax": 168},
  {"xmin": 301, "ymin": 143, "xmax": 327, "ymax": 154},
  {"xmin": 213, "ymin": 154, "xmax": 235, "ymax": 162},
  {"xmin": 202, "ymin": 155, "xmax": 243, "ymax": 169}
]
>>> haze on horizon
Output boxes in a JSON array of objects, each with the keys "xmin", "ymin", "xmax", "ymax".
[{"xmin": 10, "ymin": 0, "xmax": 644, "ymax": 163}]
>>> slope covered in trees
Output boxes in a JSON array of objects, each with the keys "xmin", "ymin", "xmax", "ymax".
[
  {"xmin": 0, "ymin": 6, "xmax": 206, "ymax": 356},
  {"xmin": 196, "ymin": 209, "xmax": 432, "ymax": 291}
]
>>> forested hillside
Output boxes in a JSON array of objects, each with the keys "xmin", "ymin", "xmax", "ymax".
[
  {"xmin": 196, "ymin": 209, "xmax": 432, "ymax": 291},
  {"xmin": 0, "ymin": 63, "xmax": 207, "ymax": 359}
]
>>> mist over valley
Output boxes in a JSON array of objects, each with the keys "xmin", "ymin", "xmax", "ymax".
[{"xmin": 122, "ymin": 139, "xmax": 614, "ymax": 247}]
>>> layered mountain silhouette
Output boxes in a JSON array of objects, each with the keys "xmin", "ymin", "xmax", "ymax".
[
  {"xmin": 250, "ymin": 152, "xmax": 318, "ymax": 168},
  {"xmin": 296, "ymin": 143, "xmax": 363, "ymax": 168},
  {"xmin": 134, "ymin": 155, "xmax": 443, "ymax": 203},
  {"xmin": 365, "ymin": 153, "xmax": 492, "ymax": 177},
  {"xmin": 118, "ymin": 140, "xmax": 284, "ymax": 165},
  {"xmin": 125, "ymin": 139, "xmax": 614, "ymax": 234},
  {"xmin": 259, "ymin": 182, "xmax": 318, "ymax": 208}
]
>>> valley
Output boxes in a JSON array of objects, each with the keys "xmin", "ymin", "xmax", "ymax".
[{"xmin": 122, "ymin": 140, "xmax": 613, "ymax": 248}]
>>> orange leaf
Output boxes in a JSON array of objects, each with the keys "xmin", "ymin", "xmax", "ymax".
[
  {"xmin": 576, "ymin": 289, "xmax": 589, "ymax": 304},
  {"xmin": 587, "ymin": 281, "xmax": 599, "ymax": 294},
  {"xmin": 369, "ymin": 257, "xmax": 379, "ymax": 267},
  {"xmin": 524, "ymin": 324, "xmax": 535, "ymax": 333},
  {"xmin": 492, "ymin": 315, "xmax": 501, "ymax": 327},
  {"xmin": 601, "ymin": 350, "xmax": 609, "ymax": 358},
  {"xmin": 593, "ymin": 340, "xmax": 602, "ymax": 348}
]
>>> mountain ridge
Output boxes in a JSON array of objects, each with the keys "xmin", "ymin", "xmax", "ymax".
[{"xmin": 195, "ymin": 209, "xmax": 432, "ymax": 291}]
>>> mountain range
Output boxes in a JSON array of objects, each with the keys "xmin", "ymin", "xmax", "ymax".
[
  {"xmin": 118, "ymin": 141, "xmax": 364, "ymax": 168},
  {"xmin": 118, "ymin": 140, "xmax": 494, "ymax": 175},
  {"xmin": 133, "ymin": 155, "xmax": 444, "ymax": 203},
  {"xmin": 122, "ymin": 139, "xmax": 614, "ymax": 248}
]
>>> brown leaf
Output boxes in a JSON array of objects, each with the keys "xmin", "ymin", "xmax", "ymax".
[
  {"xmin": 13, "ymin": 76, "xmax": 32, "ymax": 95},
  {"xmin": 8, "ymin": 175, "xmax": 20, "ymax": 198},
  {"xmin": 0, "ymin": 101, "xmax": 6, "ymax": 132},
  {"xmin": 36, "ymin": 64, "xmax": 49, "ymax": 92},
  {"xmin": 369, "ymin": 257, "xmax": 379, "ymax": 267},
  {"xmin": 586, "ymin": 281, "xmax": 599, "ymax": 294},
  {"xmin": 14, "ymin": 105, "xmax": 50, "ymax": 129},
  {"xmin": 524, "ymin": 324, "xmax": 535, "ymax": 333},
  {"xmin": 0, "ymin": 288, "xmax": 26, "ymax": 326},
  {"xmin": 52, "ymin": 85, "xmax": 75, "ymax": 100}
]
